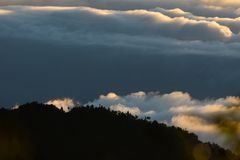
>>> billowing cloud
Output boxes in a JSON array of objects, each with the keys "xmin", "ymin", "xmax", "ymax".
[
  {"xmin": 1, "ymin": 5, "xmax": 240, "ymax": 58},
  {"xmin": 45, "ymin": 98, "xmax": 78, "ymax": 112},
  {"xmin": 88, "ymin": 91, "xmax": 192, "ymax": 115},
  {"xmin": 2, "ymin": 0, "xmax": 240, "ymax": 18},
  {"xmin": 87, "ymin": 91, "xmax": 240, "ymax": 151},
  {"xmin": 153, "ymin": 7, "xmax": 240, "ymax": 34},
  {"xmin": 0, "ymin": 6, "xmax": 233, "ymax": 42}
]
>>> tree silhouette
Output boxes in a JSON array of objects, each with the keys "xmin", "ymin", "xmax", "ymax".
[{"xmin": 0, "ymin": 102, "xmax": 238, "ymax": 160}]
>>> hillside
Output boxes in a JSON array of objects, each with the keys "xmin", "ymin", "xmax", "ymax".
[{"xmin": 0, "ymin": 102, "xmax": 238, "ymax": 160}]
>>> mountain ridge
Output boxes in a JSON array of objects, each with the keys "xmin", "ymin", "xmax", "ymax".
[{"xmin": 0, "ymin": 102, "xmax": 238, "ymax": 160}]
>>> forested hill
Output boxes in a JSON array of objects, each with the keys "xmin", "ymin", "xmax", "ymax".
[{"xmin": 0, "ymin": 102, "xmax": 238, "ymax": 160}]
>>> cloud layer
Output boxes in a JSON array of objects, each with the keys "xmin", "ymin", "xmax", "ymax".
[
  {"xmin": 3, "ymin": 0, "xmax": 240, "ymax": 19},
  {"xmin": 0, "ymin": 6, "xmax": 233, "ymax": 41},
  {"xmin": 0, "ymin": 6, "xmax": 235, "ymax": 41},
  {"xmin": 1, "ymin": 5, "xmax": 240, "ymax": 58}
]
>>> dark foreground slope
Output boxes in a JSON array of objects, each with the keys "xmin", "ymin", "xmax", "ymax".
[{"xmin": 0, "ymin": 102, "xmax": 238, "ymax": 160}]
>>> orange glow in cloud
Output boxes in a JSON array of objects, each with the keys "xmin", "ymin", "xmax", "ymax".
[{"xmin": 0, "ymin": 9, "xmax": 13, "ymax": 15}]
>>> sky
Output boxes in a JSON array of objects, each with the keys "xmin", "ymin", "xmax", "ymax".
[{"xmin": 2, "ymin": 0, "xmax": 240, "ymax": 150}]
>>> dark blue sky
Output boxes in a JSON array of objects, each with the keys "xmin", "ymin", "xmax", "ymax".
[
  {"xmin": 1, "ymin": 37, "xmax": 240, "ymax": 107},
  {"xmin": 1, "ymin": 3, "xmax": 240, "ymax": 107}
]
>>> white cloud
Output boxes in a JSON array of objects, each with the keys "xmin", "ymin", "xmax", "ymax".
[
  {"xmin": 45, "ymin": 98, "xmax": 77, "ymax": 112},
  {"xmin": 100, "ymin": 92, "xmax": 121, "ymax": 100},
  {"xmin": 11, "ymin": 104, "xmax": 20, "ymax": 110},
  {"xmin": 110, "ymin": 103, "xmax": 156, "ymax": 116},
  {"xmin": 110, "ymin": 104, "xmax": 141, "ymax": 115},
  {"xmin": 88, "ymin": 91, "xmax": 193, "ymax": 114}
]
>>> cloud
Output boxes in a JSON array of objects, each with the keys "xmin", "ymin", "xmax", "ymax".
[
  {"xmin": 2, "ymin": 0, "xmax": 240, "ymax": 18},
  {"xmin": 110, "ymin": 104, "xmax": 155, "ymax": 116},
  {"xmin": 87, "ymin": 91, "xmax": 240, "ymax": 151},
  {"xmin": 0, "ymin": 5, "xmax": 240, "ymax": 61},
  {"xmin": 153, "ymin": 7, "xmax": 240, "ymax": 34},
  {"xmin": 45, "ymin": 98, "xmax": 78, "ymax": 112},
  {"xmin": 0, "ymin": 9, "xmax": 13, "ymax": 15},
  {"xmin": 1, "ymin": 5, "xmax": 240, "ymax": 58},
  {"xmin": 0, "ymin": 6, "xmax": 234, "ymax": 42},
  {"xmin": 0, "ymin": 6, "xmax": 233, "ymax": 41},
  {"xmin": 88, "ymin": 91, "xmax": 192, "ymax": 115},
  {"xmin": 100, "ymin": 92, "xmax": 121, "ymax": 101},
  {"xmin": 171, "ymin": 115, "xmax": 218, "ymax": 133},
  {"xmin": 110, "ymin": 104, "xmax": 141, "ymax": 115},
  {"xmin": 199, "ymin": 0, "xmax": 240, "ymax": 7}
]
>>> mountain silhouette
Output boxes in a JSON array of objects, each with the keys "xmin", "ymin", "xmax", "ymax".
[{"xmin": 0, "ymin": 102, "xmax": 238, "ymax": 160}]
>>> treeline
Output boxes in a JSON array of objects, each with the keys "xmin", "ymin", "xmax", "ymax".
[{"xmin": 0, "ymin": 102, "xmax": 238, "ymax": 160}]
